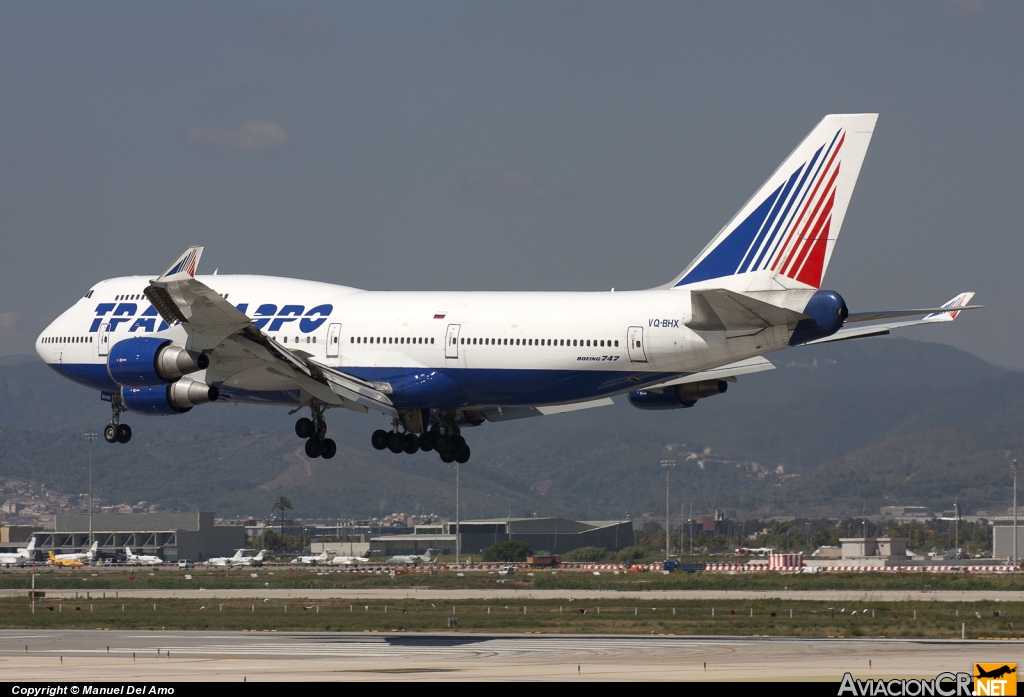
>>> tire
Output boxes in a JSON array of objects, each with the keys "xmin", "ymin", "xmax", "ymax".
[
  {"xmin": 419, "ymin": 432, "xmax": 436, "ymax": 452},
  {"xmin": 103, "ymin": 424, "xmax": 119, "ymax": 444},
  {"xmin": 295, "ymin": 417, "xmax": 314, "ymax": 439},
  {"xmin": 404, "ymin": 433, "xmax": 420, "ymax": 454},
  {"xmin": 435, "ymin": 436, "xmax": 451, "ymax": 457},
  {"xmin": 321, "ymin": 438, "xmax": 337, "ymax": 459},
  {"xmin": 305, "ymin": 438, "xmax": 324, "ymax": 458},
  {"xmin": 370, "ymin": 429, "xmax": 389, "ymax": 451},
  {"xmin": 439, "ymin": 450, "xmax": 455, "ymax": 464},
  {"xmin": 116, "ymin": 424, "xmax": 132, "ymax": 444},
  {"xmin": 452, "ymin": 434, "xmax": 466, "ymax": 450},
  {"xmin": 387, "ymin": 432, "xmax": 406, "ymax": 454},
  {"xmin": 454, "ymin": 443, "xmax": 470, "ymax": 464}
]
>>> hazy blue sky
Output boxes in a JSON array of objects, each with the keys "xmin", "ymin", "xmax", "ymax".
[{"xmin": 2, "ymin": 1, "xmax": 1022, "ymax": 366}]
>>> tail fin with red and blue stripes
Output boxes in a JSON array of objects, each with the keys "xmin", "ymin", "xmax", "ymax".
[{"xmin": 672, "ymin": 114, "xmax": 877, "ymax": 290}]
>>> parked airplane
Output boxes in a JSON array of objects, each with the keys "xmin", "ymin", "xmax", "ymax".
[
  {"xmin": 37, "ymin": 114, "xmax": 980, "ymax": 464},
  {"xmin": 236, "ymin": 550, "xmax": 266, "ymax": 567},
  {"xmin": 330, "ymin": 554, "xmax": 370, "ymax": 567},
  {"xmin": 48, "ymin": 551, "xmax": 84, "ymax": 568},
  {"xmin": 125, "ymin": 546, "xmax": 162, "ymax": 565},
  {"xmin": 0, "ymin": 538, "xmax": 36, "ymax": 566},
  {"xmin": 48, "ymin": 541, "xmax": 98, "ymax": 566},
  {"xmin": 292, "ymin": 550, "xmax": 333, "ymax": 565},
  {"xmin": 205, "ymin": 550, "xmax": 245, "ymax": 567},
  {"xmin": 386, "ymin": 551, "xmax": 433, "ymax": 566}
]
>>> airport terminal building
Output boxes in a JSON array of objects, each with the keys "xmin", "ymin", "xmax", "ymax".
[{"xmin": 33, "ymin": 512, "xmax": 245, "ymax": 562}]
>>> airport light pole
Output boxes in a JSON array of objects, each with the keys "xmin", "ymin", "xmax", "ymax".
[
  {"xmin": 85, "ymin": 432, "xmax": 97, "ymax": 561},
  {"xmin": 455, "ymin": 460, "xmax": 461, "ymax": 565},
  {"xmin": 1013, "ymin": 459, "xmax": 1019, "ymax": 566},
  {"xmin": 953, "ymin": 498, "xmax": 960, "ymax": 559},
  {"xmin": 660, "ymin": 460, "xmax": 675, "ymax": 557}
]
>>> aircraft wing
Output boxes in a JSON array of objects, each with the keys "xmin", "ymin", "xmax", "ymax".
[
  {"xmin": 640, "ymin": 356, "xmax": 775, "ymax": 392},
  {"xmin": 482, "ymin": 357, "xmax": 775, "ymax": 422},
  {"xmin": 801, "ymin": 292, "xmax": 978, "ymax": 346},
  {"xmin": 145, "ymin": 246, "xmax": 396, "ymax": 417}
]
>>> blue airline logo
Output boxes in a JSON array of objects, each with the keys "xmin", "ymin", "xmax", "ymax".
[{"xmin": 89, "ymin": 303, "xmax": 333, "ymax": 333}]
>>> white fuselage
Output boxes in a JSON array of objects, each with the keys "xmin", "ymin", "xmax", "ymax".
[{"xmin": 37, "ymin": 274, "xmax": 795, "ymax": 410}]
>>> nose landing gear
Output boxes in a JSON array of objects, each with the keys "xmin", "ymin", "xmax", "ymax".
[
  {"xmin": 103, "ymin": 394, "xmax": 131, "ymax": 444},
  {"xmin": 295, "ymin": 400, "xmax": 336, "ymax": 459}
]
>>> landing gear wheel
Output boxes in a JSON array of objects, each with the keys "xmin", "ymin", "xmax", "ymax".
[
  {"xmin": 387, "ymin": 432, "xmax": 406, "ymax": 454},
  {"xmin": 419, "ymin": 432, "xmax": 436, "ymax": 452},
  {"xmin": 305, "ymin": 438, "xmax": 324, "ymax": 458},
  {"xmin": 116, "ymin": 424, "xmax": 132, "ymax": 444},
  {"xmin": 321, "ymin": 438, "xmax": 337, "ymax": 459},
  {"xmin": 439, "ymin": 450, "xmax": 455, "ymax": 463},
  {"xmin": 452, "ymin": 434, "xmax": 466, "ymax": 450},
  {"xmin": 295, "ymin": 418, "xmax": 314, "ymax": 439},
  {"xmin": 435, "ymin": 436, "xmax": 452, "ymax": 457},
  {"xmin": 454, "ymin": 443, "xmax": 470, "ymax": 464},
  {"xmin": 371, "ymin": 430, "xmax": 389, "ymax": 451},
  {"xmin": 103, "ymin": 424, "xmax": 119, "ymax": 444},
  {"xmin": 403, "ymin": 434, "xmax": 420, "ymax": 454}
]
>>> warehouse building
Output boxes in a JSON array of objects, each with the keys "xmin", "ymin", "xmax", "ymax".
[
  {"xmin": 369, "ymin": 517, "xmax": 633, "ymax": 557},
  {"xmin": 33, "ymin": 512, "xmax": 244, "ymax": 562}
]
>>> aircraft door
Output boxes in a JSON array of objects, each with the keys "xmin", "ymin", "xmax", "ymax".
[
  {"xmin": 626, "ymin": 326, "xmax": 648, "ymax": 363},
  {"xmin": 97, "ymin": 323, "xmax": 111, "ymax": 357},
  {"xmin": 444, "ymin": 324, "xmax": 461, "ymax": 359},
  {"xmin": 326, "ymin": 323, "xmax": 342, "ymax": 358}
]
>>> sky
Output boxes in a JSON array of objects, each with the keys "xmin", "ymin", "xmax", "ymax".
[{"xmin": 1, "ymin": 1, "xmax": 1022, "ymax": 367}]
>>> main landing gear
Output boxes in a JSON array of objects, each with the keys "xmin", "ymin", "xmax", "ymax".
[
  {"xmin": 295, "ymin": 401, "xmax": 336, "ymax": 459},
  {"xmin": 371, "ymin": 415, "xmax": 470, "ymax": 463},
  {"xmin": 103, "ymin": 394, "xmax": 132, "ymax": 444}
]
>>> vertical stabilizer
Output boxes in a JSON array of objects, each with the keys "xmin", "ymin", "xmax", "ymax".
[{"xmin": 672, "ymin": 114, "xmax": 877, "ymax": 290}]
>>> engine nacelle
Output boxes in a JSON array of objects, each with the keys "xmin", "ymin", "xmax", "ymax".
[
  {"xmin": 122, "ymin": 377, "xmax": 220, "ymax": 415},
  {"xmin": 108, "ymin": 338, "xmax": 209, "ymax": 387},
  {"xmin": 627, "ymin": 379, "xmax": 728, "ymax": 410}
]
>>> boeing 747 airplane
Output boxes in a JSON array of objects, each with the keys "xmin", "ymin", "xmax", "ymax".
[{"xmin": 36, "ymin": 114, "xmax": 978, "ymax": 464}]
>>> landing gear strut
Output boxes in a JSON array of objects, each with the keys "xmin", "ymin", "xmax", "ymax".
[
  {"xmin": 103, "ymin": 394, "xmax": 131, "ymax": 444},
  {"xmin": 295, "ymin": 400, "xmax": 336, "ymax": 459}
]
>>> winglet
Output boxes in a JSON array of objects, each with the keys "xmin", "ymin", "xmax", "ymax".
[
  {"xmin": 157, "ymin": 246, "xmax": 204, "ymax": 281},
  {"xmin": 923, "ymin": 292, "xmax": 976, "ymax": 322}
]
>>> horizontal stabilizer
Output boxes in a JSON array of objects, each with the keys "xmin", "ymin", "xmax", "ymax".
[
  {"xmin": 687, "ymin": 289, "xmax": 807, "ymax": 331},
  {"xmin": 846, "ymin": 293, "xmax": 980, "ymax": 323},
  {"xmin": 802, "ymin": 292, "xmax": 978, "ymax": 345}
]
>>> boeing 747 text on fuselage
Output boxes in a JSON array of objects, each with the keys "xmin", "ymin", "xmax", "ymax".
[{"xmin": 37, "ymin": 114, "xmax": 979, "ymax": 463}]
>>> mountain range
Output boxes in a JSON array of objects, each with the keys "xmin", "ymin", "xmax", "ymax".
[{"xmin": 0, "ymin": 335, "xmax": 1020, "ymax": 521}]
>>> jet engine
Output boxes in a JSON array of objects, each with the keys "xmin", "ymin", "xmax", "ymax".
[
  {"xmin": 107, "ymin": 338, "xmax": 208, "ymax": 387},
  {"xmin": 121, "ymin": 377, "xmax": 220, "ymax": 415},
  {"xmin": 627, "ymin": 379, "xmax": 728, "ymax": 410}
]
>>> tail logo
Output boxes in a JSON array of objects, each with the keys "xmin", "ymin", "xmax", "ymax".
[
  {"xmin": 677, "ymin": 128, "xmax": 846, "ymax": 289},
  {"xmin": 166, "ymin": 249, "xmax": 199, "ymax": 277}
]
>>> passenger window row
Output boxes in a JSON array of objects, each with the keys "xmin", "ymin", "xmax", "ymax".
[
  {"xmin": 351, "ymin": 337, "xmax": 435, "ymax": 345},
  {"xmin": 281, "ymin": 336, "xmax": 317, "ymax": 344},
  {"xmin": 42, "ymin": 336, "xmax": 92, "ymax": 344},
  {"xmin": 460, "ymin": 337, "xmax": 619, "ymax": 348}
]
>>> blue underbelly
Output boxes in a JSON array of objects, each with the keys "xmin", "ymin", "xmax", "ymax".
[{"xmin": 47, "ymin": 362, "xmax": 678, "ymax": 410}]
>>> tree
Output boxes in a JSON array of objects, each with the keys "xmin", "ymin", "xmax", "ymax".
[
  {"xmin": 482, "ymin": 540, "xmax": 532, "ymax": 562},
  {"xmin": 271, "ymin": 496, "xmax": 293, "ymax": 537}
]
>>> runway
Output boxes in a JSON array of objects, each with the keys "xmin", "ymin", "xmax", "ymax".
[
  {"xmin": 4, "ymin": 588, "xmax": 1024, "ymax": 602},
  {"xmin": 0, "ymin": 630, "xmax": 1018, "ymax": 681}
]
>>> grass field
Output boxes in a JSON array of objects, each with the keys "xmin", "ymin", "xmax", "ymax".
[
  {"xmin": 2, "ymin": 567, "xmax": 1023, "ymax": 592},
  {"xmin": 2, "ymin": 597, "xmax": 1021, "ymax": 638}
]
